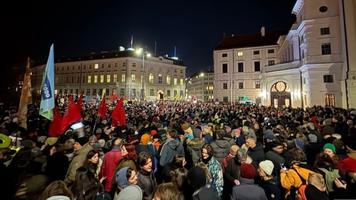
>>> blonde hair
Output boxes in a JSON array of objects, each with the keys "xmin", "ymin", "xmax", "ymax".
[{"xmin": 230, "ymin": 145, "xmax": 239, "ymax": 155}]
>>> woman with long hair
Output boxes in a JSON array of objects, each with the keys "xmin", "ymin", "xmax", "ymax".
[{"xmin": 71, "ymin": 167, "xmax": 102, "ymax": 200}]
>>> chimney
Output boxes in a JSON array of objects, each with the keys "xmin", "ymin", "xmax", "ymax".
[{"xmin": 261, "ymin": 26, "xmax": 266, "ymax": 37}]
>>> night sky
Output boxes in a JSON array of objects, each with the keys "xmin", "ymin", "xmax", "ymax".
[{"xmin": 3, "ymin": 0, "xmax": 296, "ymax": 84}]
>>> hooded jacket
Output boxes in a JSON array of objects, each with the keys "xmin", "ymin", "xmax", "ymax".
[
  {"xmin": 210, "ymin": 139, "xmax": 231, "ymax": 162},
  {"xmin": 159, "ymin": 138, "xmax": 185, "ymax": 166}
]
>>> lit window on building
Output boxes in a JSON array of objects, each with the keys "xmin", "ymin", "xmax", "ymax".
[
  {"xmin": 149, "ymin": 73, "xmax": 154, "ymax": 84},
  {"xmin": 100, "ymin": 75, "xmax": 104, "ymax": 83},
  {"xmin": 94, "ymin": 75, "xmax": 98, "ymax": 83},
  {"xmin": 121, "ymin": 74, "xmax": 126, "ymax": 83},
  {"xmin": 95, "ymin": 64, "xmax": 99, "ymax": 69},
  {"xmin": 180, "ymin": 79, "xmax": 184, "ymax": 85},
  {"xmin": 325, "ymin": 94, "xmax": 335, "ymax": 106},
  {"xmin": 237, "ymin": 51, "xmax": 243, "ymax": 56},
  {"xmin": 131, "ymin": 74, "xmax": 136, "ymax": 82},
  {"xmin": 88, "ymin": 75, "xmax": 92, "ymax": 83},
  {"xmin": 107, "ymin": 75, "xmax": 111, "ymax": 83},
  {"xmin": 174, "ymin": 78, "xmax": 177, "ymax": 85},
  {"xmin": 167, "ymin": 76, "xmax": 171, "ymax": 85},
  {"xmin": 113, "ymin": 74, "xmax": 117, "ymax": 83}
]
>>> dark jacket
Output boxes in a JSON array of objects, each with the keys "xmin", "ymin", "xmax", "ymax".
[
  {"xmin": 192, "ymin": 184, "xmax": 219, "ymax": 200},
  {"xmin": 248, "ymin": 143, "xmax": 265, "ymax": 166},
  {"xmin": 265, "ymin": 150, "xmax": 285, "ymax": 175},
  {"xmin": 231, "ymin": 178, "xmax": 268, "ymax": 200},
  {"xmin": 223, "ymin": 156, "xmax": 240, "ymax": 199},
  {"xmin": 159, "ymin": 138, "xmax": 184, "ymax": 166},
  {"xmin": 137, "ymin": 169, "xmax": 157, "ymax": 200},
  {"xmin": 259, "ymin": 179, "xmax": 282, "ymax": 200},
  {"xmin": 210, "ymin": 139, "xmax": 231, "ymax": 162},
  {"xmin": 187, "ymin": 138, "xmax": 205, "ymax": 164}
]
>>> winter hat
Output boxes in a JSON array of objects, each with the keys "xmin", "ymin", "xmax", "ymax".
[
  {"xmin": 323, "ymin": 143, "xmax": 336, "ymax": 153},
  {"xmin": 240, "ymin": 163, "xmax": 256, "ymax": 179},
  {"xmin": 259, "ymin": 160, "xmax": 274, "ymax": 176},
  {"xmin": 140, "ymin": 133, "xmax": 151, "ymax": 145},
  {"xmin": 116, "ymin": 185, "xmax": 143, "ymax": 200},
  {"xmin": 0, "ymin": 133, "xmax": 11, "ymax": 149},
  {"xmin": 97, "ymin": 139, "xmax": 106, "ymax": 148},
  {"xmin": 116, "ymin": 167, "xmax": 129, "ymax": 189},
  {"xmin": 294, "ymin": 138, "xmax": 304, "ymax": 149},
  {"xmin": 46, "ymin": 196, "xmax": 71, "ymax": 200},
  {"xmin": 308, "ymin": 134, "xmax": 318, "ymax": 143},
  {"xmin": 181, "ymin": 122, "xmax": 190, "ymax": 131},
  {"xmin": 74, "ymin": 136, "xmax": 88, "ymax": 146},
  {"xmin": 46, "ymin": 137, "xmax": 58, "ymax": 146},
  {"xmin": 150, "ymin": 130, "xmax": 157, "ymax": 136}
]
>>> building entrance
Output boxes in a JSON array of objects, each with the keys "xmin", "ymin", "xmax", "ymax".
[{"xmin": 270, "ymin": 81, "xmax": 291, "ymax": 107}]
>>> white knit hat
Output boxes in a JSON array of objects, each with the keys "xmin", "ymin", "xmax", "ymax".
[{"xmin": 259, "ymin": 160, "xmax": 274, "ymax": 176}]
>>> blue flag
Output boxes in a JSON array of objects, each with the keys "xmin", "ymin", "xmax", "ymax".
[{"xmin": 39, "ymin": 44, "xmax": 55, "ymax": 120}]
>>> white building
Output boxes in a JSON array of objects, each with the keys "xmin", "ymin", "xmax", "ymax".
[
  {"xmin": 31, "ymin": 49, "xmax": 186, "ymax": 101},
  {"xmin": 214, "ymin": 0, "xmax": 356, "ymax": 108}
]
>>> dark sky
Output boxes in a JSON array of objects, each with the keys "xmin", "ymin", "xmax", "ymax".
[{"xmin": 2, "ymin": 0, "xmax": 296, "ymax": 81}]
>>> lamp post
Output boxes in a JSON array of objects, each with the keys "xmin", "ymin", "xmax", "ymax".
[
  {"xmin": 135, "ymin": 48, "xmax": 151, "ymax": 101},
  {"xmin": 200, "ymin": 72, "xmax": 204, "ymax": 101}
]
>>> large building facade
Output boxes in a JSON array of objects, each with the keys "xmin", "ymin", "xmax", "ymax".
[
  {"xmin": 214, "ymin": 0, "xmax": 356, "ymax": 108},
  {"xmin": 186, "ymin": 70, "xmax": 214, "ymax": 102},
  {"xmin": 31, "ymin": 50, "xmax": 186, "ymax": 101}
]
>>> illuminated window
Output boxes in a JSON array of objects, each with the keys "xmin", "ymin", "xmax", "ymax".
[
  {"xmin": 94, "ymin": 64, "xmax": 99, "ymax": 69},
  {"xmin": 237, "ymin": 51, "xmax": 243, "ymax": 56},
  {"xmin": 325, "ymin": 94, "xmax": 335, "ymax": 106},
  {"xmin": 166, "ymin": 75, "xmax": 171, "ymax": 85},
  {"xmin": 180, "ymin": 79, "xmax": 184, "ymax": 85},
  {"xmin": 88, "ymin": 75, "xmax": 92, "ymax": 83},
  {"xmin": 100, "ymin": 75, "xmax": 104, "ymax": 83},
  {"xmin": 131, "ymin": 74, "xmax": 136, "ymax": 82},
  {"xmin": 106, "ymin": 75, "xmax": 111, "ymax": 83},
  {"xmin": 121, "ymin": 74, "xmax": 125, "ymax": 82},
  {"xmin": 94, "ymin": 75, "xmax": 98, "ymax": 83},
  {"xmin": 174, "ymin": 78, "xmax": 177, "ymax": 85},
  {"xmin": 113, "ymin": 74, "xmax": 117, "ymax": 83},
  {"xmin": 149, "ymin": 73, "xmax": 154, "ymax": 84}
]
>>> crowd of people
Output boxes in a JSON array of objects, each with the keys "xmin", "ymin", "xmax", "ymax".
[{"xmin": 0, "ymin": 99, "xmax": 356, "ymax": 200}]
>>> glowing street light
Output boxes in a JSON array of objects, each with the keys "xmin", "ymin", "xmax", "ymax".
[{"xmin": 135, "ymin": 47, "xmax": 151, "ymax": 100}]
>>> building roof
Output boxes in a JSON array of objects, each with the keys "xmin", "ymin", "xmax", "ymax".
[
  {"xmin": 215, "ymin": 31, "xmax": 285, "ymax": 50},
  {"xmin": 33, "ymin": 49, "xmax": 184, "ymax": 67}
]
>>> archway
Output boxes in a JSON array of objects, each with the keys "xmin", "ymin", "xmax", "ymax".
[
  {"xmin": 270, "ymin": 81, "xmax": 291, "ymax": 107},
  {"xmin": 157, "ymin": 90, "xmax": 164, "ymax": 100}
]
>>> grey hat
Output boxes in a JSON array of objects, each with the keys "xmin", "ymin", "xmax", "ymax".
[
  {"xmin": 116, "ymin": 185, "xmax": 143, "ymax": 200},
  {"xmin": 308, "ymin": 134, "xmax": 318, "ymax": 143}
]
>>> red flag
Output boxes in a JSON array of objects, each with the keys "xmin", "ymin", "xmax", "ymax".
[
  {"xmin": 109, "ymin": 92, "xmax": 119, "ymax": 102},
  {"xmin": 61, "ymin": 96, "xmax": 82, "ymax": 133},
  {"xmin": 97, "ymin": 97, "xmax": 107, "ymax": 119},
  {"xmin": 48, "ymin": 107, "xmax": 63, "ymax": 137},
  {"xmin": 112, "ymin": 98, "xmax": 126, "ymax": 127}
]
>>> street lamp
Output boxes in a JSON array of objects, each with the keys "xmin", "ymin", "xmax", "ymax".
[{"xmin": 135, "ymin": 48, "xmax": 151, "ymax": 100}]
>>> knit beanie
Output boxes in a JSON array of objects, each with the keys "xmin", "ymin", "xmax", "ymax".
[
  {"xmin": 116, "ymin": 185, "xmax": 143, "ymax": 200},
  {"xmin": 140, "ymin": 133, "xmax": 151, "ymax": 145},
  {"xmin": 259, "ymin": 160, "xmax": 274, "ymax": 176},
  {"xmin": 323, "ymin": 143, "xmax": 336, "ymax": 153},
  {"xmin": 116, "ymin": 167, "xmax": 129, "ymax": 189},
  {"xmin": 0, "ymin": 133, "xmax": 11, "ymax": 149},
  {"xmin": 240, "ymin": 163, "xmax": 256, "ymax": 179}
]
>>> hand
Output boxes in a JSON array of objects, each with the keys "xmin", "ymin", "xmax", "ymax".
[
  {"xmin": 100, "ymin": 176, "xmax": 107, "ymax": 184},
  {"xmin": 334, "ymin": 178, "xmax": 347, "ymax": 189},
  {"xmin": 234, "ymin": 179, "xmax": 240, "ymax": 185}
]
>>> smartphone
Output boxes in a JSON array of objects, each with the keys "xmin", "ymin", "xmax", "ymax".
[{"xmin": 280, "ymin": 163, "xmax": 287, "ymax": 170}]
